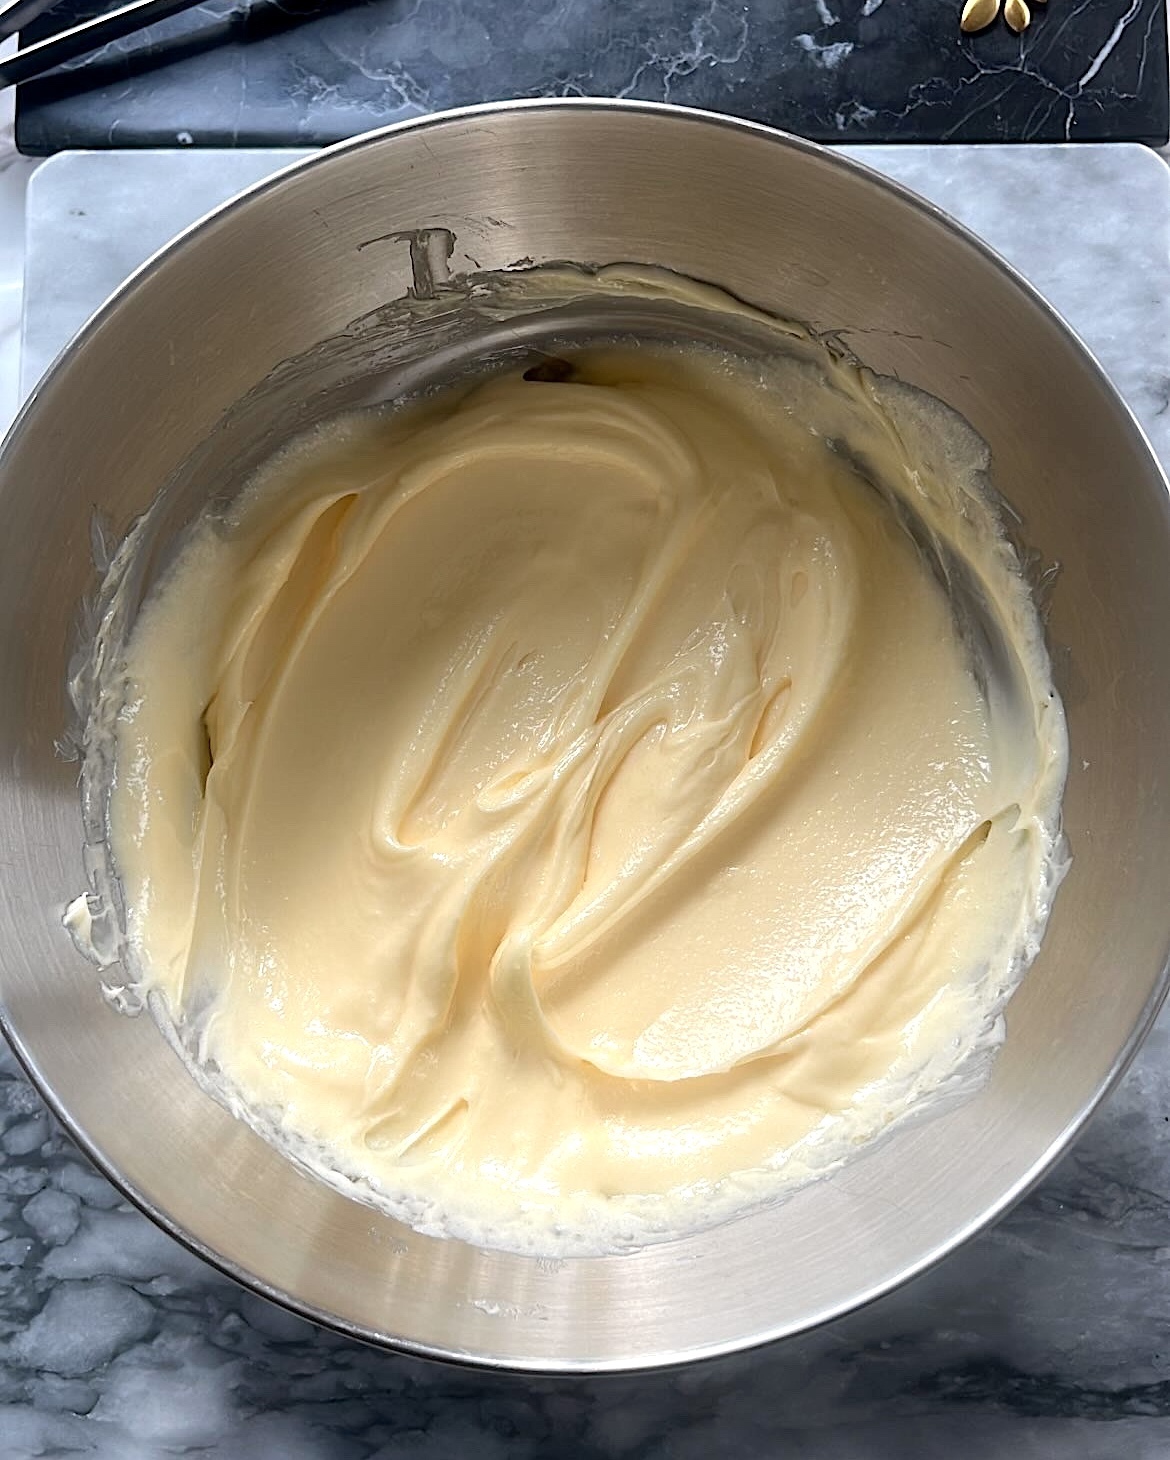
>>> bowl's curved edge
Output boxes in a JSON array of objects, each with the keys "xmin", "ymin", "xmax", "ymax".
[{"xmin": 3, "ymin": 98, "xmax": 1170, "ymax": 1372}]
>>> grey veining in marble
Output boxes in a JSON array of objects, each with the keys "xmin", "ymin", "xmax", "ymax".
[
  {"xmin": 14, "ymin": 0, "xmax": 1170, "ymax": 152},
  {"xmin": 6, "ymin": 1027, "xmax": 1170, "ymax": 1456},
  {"xmin": 4, "ymin": 143, "xmax": 1170, "ymax": 1456}
]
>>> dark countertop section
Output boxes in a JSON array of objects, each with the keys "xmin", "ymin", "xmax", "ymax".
[{"xmin": 14, "ymin": 0, "xmax": 1170, "ymax": 154}]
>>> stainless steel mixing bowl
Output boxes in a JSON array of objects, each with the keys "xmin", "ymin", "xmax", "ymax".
[{"xmin": 2, "ymin": 101, "xmax": 1169, "ymax": 1372}]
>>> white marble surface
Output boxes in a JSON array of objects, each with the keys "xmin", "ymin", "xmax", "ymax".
[
  {"xmin": 0, "ymin": 58, "xmax": 36, "ymax": 435},
  {"xmin": 4, "ymin": 141, "xmax": 1170, "ymax": 1457}
]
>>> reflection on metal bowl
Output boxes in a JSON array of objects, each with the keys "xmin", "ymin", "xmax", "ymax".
[{"xmin": 0, "ymin": 100, "xmax": 1168, "ymax": 1371}]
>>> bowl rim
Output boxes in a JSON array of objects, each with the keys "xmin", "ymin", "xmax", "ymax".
[{"xmin": 4, "ymin": 96, "xmax": 1170, "ymax": 1374}]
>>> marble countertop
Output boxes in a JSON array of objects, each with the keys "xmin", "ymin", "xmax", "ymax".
[
  {"xmin": 6, "ymin": 130, "xmax": 1170, "ymax": 1455},
  {"xmin": 13, "ymin": 0, "xmax": 1170, "ymax": 153}
]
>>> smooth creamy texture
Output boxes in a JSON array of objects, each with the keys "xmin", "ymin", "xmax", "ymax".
[{"xmin": 107, "ymin": 341, "xmax": 1066, "ymax": 1253}]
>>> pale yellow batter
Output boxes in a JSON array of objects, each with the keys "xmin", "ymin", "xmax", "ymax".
[{"xmin": 105, "ymin": 339, "xmax": 1066, "ymax": 1253}]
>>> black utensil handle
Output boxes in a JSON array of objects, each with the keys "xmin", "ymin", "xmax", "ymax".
[
  {"xmin": 0, "ymin": 0, "xmax": 65, "ymax": 44},
  {"xmin": 0, "ymin": 0, "xmax": 207, "ymax": 88}
]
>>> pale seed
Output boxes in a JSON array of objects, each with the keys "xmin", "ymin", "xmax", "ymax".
[
  {"xmin": 960, "ymin": 0, "xmax": 1000, "ymax": 32},
  {"xmin": 1004, "ymin": 0, "xmax": 1031, "ymax": 29}
]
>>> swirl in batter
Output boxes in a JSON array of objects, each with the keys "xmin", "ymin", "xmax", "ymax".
[{"xmin": 107, "ymin": 340, "xmax": 1066, "ymax": 1253}]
